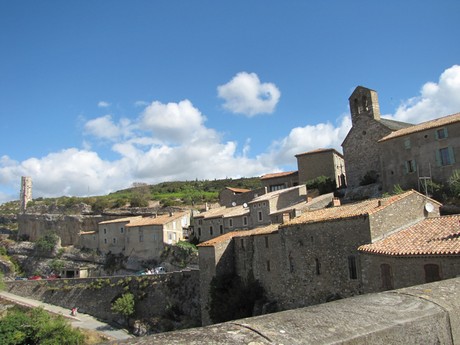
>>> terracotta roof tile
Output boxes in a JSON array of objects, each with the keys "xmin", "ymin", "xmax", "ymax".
[
  {"xmin": 198, "ymin": 224, "xmax": 279, "ymax": 247},
  {"xmin": 225, "ymin": 187, "xmax": 251, "ymax": 193},
  {"xmin": 358, "ymin": 214, "xmax": 460, "ymax": 256},
  {"xmin": 125, "ymin": 212, "xmax": 188, "ymax": 227},
  {"xmin": 282, "ymin": 190, "xmax": 438, "ymax": 227},
  {"xmin": 260, "ymin": 171, "xmax": 298, "ymax": 180},
  {"xmin": 379, "ymin": 112, "xmax": 460, "ymax": 142},
  {"xmin": 99, "ymin": 216, "xmax": 142, "ymax": 225}
]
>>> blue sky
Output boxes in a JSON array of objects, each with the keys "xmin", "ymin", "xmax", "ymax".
[{"xmin": 1, "ymin": 1, "xmax": 460, "ymax": 203}]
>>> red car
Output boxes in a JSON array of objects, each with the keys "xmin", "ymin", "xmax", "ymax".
[{"xmin": 28, "ymin": 275, "xmax": 42, "ymax": 280}]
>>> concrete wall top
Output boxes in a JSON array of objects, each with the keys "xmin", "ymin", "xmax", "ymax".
[{"xmin": 112, "ymin": 277, "xmax": 460, "ymax": 344}]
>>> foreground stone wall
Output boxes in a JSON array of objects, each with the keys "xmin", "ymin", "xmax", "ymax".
[
  {"xmin": 111, "ymin": 277, "xmax": 460, "ymax": 345},
  {"xmin": 5, "ymin": 270, "xmax": 200, "ymax": 325}
]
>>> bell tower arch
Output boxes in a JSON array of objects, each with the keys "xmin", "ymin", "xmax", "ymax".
[{"xmin": 349, "ymin": 86, "xmax": 381, "ymax": 124}]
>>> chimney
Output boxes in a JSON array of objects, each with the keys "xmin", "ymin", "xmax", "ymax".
[
  {"xmin": 333, "ymin": 197, "xmax": 341, "ymax": 207},
  {"xmin": 306, "ymin": 196, "xmax": 313, "ymax": 203}
]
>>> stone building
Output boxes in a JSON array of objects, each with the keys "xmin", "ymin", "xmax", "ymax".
[
  {"xmin": 358, "ymin": 214, "xmax": 460, "ymax": 292},
  {"xmin": 342, "ymin": 86, "xmax": 413, "ymax": 188},
  {"xmin": 197, "ymin": 190, "xmax": 442, "ymax": 325},
  {"xmin": 219, "ymin": 186, "xmax": 267, "ymax": 207},
  {"xmin": 378, "ymin": 112, "xmax": 460, "ymax": 193},
  {"xmin": 193, "ymin": 185, "xmax": 307, "ymax": 243},
  {"xmin": 295, "ymin": 148, "xmax": 346, "ymax": 188},
  {"xmin": 260, "ymin": 171, "xmax": 299, "ymax": 192},
  {"xmin": 79, "ymin": 211, "xmax": 190, "ymax": 259}
]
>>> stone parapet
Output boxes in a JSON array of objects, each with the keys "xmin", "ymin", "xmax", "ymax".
[{"xmin": 111, "ymin": 277, "xmax": 460, "ymax": 344}]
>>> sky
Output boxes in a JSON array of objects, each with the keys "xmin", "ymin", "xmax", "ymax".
[{"xmin": 1, "ymin": 1, "xmax": 460, "ymax": 203}]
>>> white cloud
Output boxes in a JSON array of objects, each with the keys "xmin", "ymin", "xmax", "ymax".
[
  {"xmin": 217, "ymin": 72, "xmax": 281, "ymax": 116},
  {"xmin": 98, "ymin": 101, "xmax": 111, "ymax": 108},
  {"xmin": 1, "ymin": 66, "xmax": 459, "ymax": 204},
  {"xmin": 389, "ymin": 64, "xmax": 460, "ymax": 123},
  {"xmin": 84, "ymin": 115, "xmax": 134, "ymax": 141},
  {"xmin": 259, "ymin": 115, "xmax": 352, "ymax": 167}
]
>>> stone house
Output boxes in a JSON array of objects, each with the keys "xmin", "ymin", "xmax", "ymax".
[
  {"xmin": 358, "ymin": 214, "xmax": 460, "ymax": 293},
  {"xmin": 194, "ymin": 185, "xmax": 307, "ymax": 243},
  {"xmin": 219, "ymin": 186, "xmax": 267, "ymax": 207},
  {"xmin": 342, "ymin": 86, "xmax": 413, "ymax": 189},
  {"xmin": 78, "ymin": 211, "xmax": 190, "ymax": 259},
  {"xmin": 378, "ymin": 112, "xmax": 460, "ymax": 193},
  {"xmin": 197, "ymin": 190, "xmax": 441, "ymax": 324},
  {"xmin": 260, "ymin": 171, "xmax": 299, "ymax": 192},
  {"xmin": 295, "ymin": 148, "xmax": 346, "ymax": 188}
]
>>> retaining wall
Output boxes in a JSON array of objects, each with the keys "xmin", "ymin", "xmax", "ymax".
[{"xmin": 5, "ymin": 269, "xmax": 200, "ymax": 326}]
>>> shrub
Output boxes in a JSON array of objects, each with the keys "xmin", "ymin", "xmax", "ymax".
[
  {"xmin": 111, "ymin": 292, "xmax": 135, "ymax": 324},
  {"xmin": 35, "ymin": 232, "xmax": 59, "ymax": 253},
  {"xmin": 306, "ymin": 176, "xmax": 336, "ymax": 194}
]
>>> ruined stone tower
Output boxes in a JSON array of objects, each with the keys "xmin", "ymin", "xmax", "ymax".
[{"xmin": 19, "ymin": 176, "xmax": 32, "ymax": 212}]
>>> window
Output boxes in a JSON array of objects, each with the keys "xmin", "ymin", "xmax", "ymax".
[
  {"xmin": 258, "ymin": 211, "xmax": 263, "ymax": 222},
  {"xmin": 404, "ymin": 160, "xmax": 416, "ymax": 174},
  {"xmin": 424, "ymin": 264, "xmax": 441, "ymax": 283},
  {"xmin": 264, "ymin": 236, "xmax": 269, "ymax": 248},
  {"xmin": 104, "ymin": 238, "xmax": 107, "ymax": 244},
  {"xmin": 219, "ymin": 225, "xmax": 223, "ymax": 234},
  {"xmin": 266, "ymin": 260, "xmax": 271, "ymax": 272},
  {"xmin": 435, "ymin": 127, "xmax": 448, "ymax": 140},
  {"xmin": 113, "ymin": 238, "xmax": 116, "ymax": 244},
  {"xmin": 209, "ymin": 226, "xmax": 213, "ymax": 236},
  {"xmin": 270, "ymin": 184, "xmax": 285, "ymax": 192},
  {"xmin": 348, "ymin": 255, "xmax": 357, "ymax": 280},
  {"xmin": 229, "ymin": 218, "xmax": 233, "ymax": 227},
  {"xmin": 380, "ymin": 264, "xmax": 393, "ymax": 290},
  {"xmin": 437, "ymin": 147, "xmax": 455, "ymax": 166},
  {"xmin": 243, "ymin": 217, "xmax": 248, "ymax": 226},
  {"xmin": 198, "ymin": 219, "xmax": 202, "ymax": 225},
  {"xmin": 103, "ymin": 228, "xmax": 107, "ymax": 234},
  {"xmin": 241, "ymin": 238, "xmax": 245, "ymax": 250},
  {"xmin": 120, "ymin": 227, "xmax": 124, "ymax": 233},
  {"xmin": 198, "ymin": 227, "xmax": 201, "ymax": 237}
]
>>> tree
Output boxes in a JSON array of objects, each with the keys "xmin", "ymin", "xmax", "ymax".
[
  {"xmin": 111, "ymin": 292, "xmax": 135, "ymax": 324},
  {"xmin": 0, "ymin": 307, "xmax": 84, "ymax": 345}
]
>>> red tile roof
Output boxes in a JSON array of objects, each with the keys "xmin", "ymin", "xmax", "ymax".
[
  {"xmin": 198, "ymin": 224, "xmax": 279, "ymax": 247},
  {"xmin": 260, "ymin": 171, "xmax": 298, "ymax": 180},
  {"xmin": 358, "ymin": 214, "xmax": 460, "ymax": 256},
  {"xmin": 126, "ymin": 212, "xmax": 188, "ymax": 227},
  {"xmin": 379, "ymin": 112, "xmax": 460, "ymax": 142},
  {"xmin": 224, "ymin": 187, "xmax": 251, "ymax": 193},
  {"xmin": 282, "ymin": 190, "xmax": 439, "ymax": 227}
]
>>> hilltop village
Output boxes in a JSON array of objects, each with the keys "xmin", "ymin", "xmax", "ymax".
[{"xmin": 3, "ymin": 86, "xmax": 460, "ymax": 334}]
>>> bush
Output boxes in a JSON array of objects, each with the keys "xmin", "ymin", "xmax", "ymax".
[
  {"xmin": 35, "ymin": 232, "xmax": 59, "ymax": 253},
  {"xmin": 0, "ymin": 307, "xmax": 84, "ymax": 345},
  {"xmin": 306, "ymin": 176, "xmax": 336, "ymax": 194},
  {"xmin": 448, "ymin": 169, "xmax": 460, "ymax": 198},
  {"xmin": 360, "ymin": 170, "xmax": 379, "ymax": 186},
  {"xmin": 111, "ymin": 292, "xmax": 135, "ymax": 324}
]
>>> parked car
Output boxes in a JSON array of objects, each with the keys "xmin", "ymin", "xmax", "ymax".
[
  {"xmin": 15, "ymin": 276, "xmax": 27, "ymax": 281},
  {"xmin": 28, "ymin": 275, "xmax": 42, "ymax": 280},
  {"xmin": 154, "ymin": 266, "xmax": 166, "ymax": 274}
]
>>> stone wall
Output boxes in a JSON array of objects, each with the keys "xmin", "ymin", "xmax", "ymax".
[
  {"xmin": 5, "ymin": 270, "xmax": 200, "ymax": 326},
  {"xmin": 360, "ymin": 254, "xmax": 460, "ymax": 293},
  {"xmin": 379, "ymin": 120, "xmax": 460, "ymax": 193},
  {"xmin": 110, "ymin": 277, "xmax": 460, "ymax": 345},
  {"xmin": 17, "ymin": 213, "xmax": 110, "ymax": 246},
  {"xmin": 342, "ymin": 115, "xmax": 392, "ymax": 188},
  {"xmin": 219, "ymin": 187, "xmax": 267, "ymax": 207}
]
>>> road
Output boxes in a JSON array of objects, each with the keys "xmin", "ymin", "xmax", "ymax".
[{"xmin": 0, "ymin": 290, "xmax": 133, "ymax": 341}]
